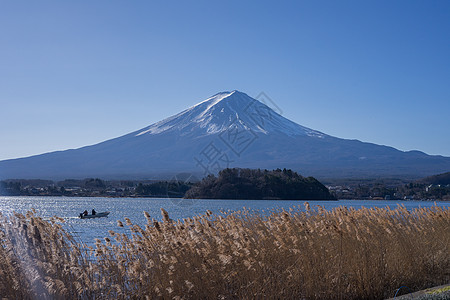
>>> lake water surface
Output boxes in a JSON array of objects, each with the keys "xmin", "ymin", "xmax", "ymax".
[{"xmin": 1, "ymin": 196, "xmax": 448, "ymax": 246}]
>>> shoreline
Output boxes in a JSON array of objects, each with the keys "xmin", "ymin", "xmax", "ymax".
[{"xmin": 2, "ymin": 194, "xmax": 450, "ymax": 202}]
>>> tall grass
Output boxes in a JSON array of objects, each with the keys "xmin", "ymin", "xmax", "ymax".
[{"xmin": 1, "ymin": 204, "xmax": 448, "ymax": 299}]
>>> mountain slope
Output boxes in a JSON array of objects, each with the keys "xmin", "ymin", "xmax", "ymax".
[
  {"xmin": 418, "ymin": 172, "xmax": 450, "ymax": 185},
  {"xmin": 1, "ymin": 91, "xmax": 449, "ymax": 180}
]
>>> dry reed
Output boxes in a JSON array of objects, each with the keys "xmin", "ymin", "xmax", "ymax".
[{"xmin": 0, "ymin": 204, "xmax": 448, "ymax": 299}]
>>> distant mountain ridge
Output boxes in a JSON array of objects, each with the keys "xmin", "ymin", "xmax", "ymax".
[
  {"xmin": 1, "ymin": 90, "xmax": 449, "ymax": 180},
  {"xmin": 418, "ymin": 172, "xmax": 450, "ymax": 185}
]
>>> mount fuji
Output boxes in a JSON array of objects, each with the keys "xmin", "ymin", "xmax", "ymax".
[{"xmin": 1, "ymin": 90, "xmax": 449, "ymax": 180}]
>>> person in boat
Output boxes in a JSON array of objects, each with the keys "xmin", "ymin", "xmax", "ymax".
[
  {"xmin": 92, "ymin": 209, "xmax": 96, "ymax": 215},
  {"xmin": 83, "ymin": 210, "xmax": 88, "ymax": 216}
]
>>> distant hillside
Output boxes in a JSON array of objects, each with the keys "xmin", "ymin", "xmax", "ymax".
[
  {"xmin": 418, "ymin": 172, "xmax": 450, "ymax": 185},
  {"xmin": 185, "ymin": 168, "xmax": 335, "ymax": 200}
]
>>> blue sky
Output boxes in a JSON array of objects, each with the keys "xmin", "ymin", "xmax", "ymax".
[{"xmin": 1, "ymin": 0, "xmax": 449, "ymax": 160}]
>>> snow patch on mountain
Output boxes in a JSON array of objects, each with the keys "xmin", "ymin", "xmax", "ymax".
[{"xmin": 135, "ymin": 90, "xmax": 326, "ymax": 138}]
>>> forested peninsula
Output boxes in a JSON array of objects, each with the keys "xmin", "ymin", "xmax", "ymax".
[{"xmin": 185, "ymin": 168, "xmax": 336, "ymax": 200}]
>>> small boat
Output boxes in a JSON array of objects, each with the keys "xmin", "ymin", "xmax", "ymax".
[{"xmin": 79, "ymin": 211, "xmax": 110, "ymax": 219}]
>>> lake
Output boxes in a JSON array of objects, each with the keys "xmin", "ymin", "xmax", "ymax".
[{"xmin": 1, "ymin": 196, "xmax": 448, "ymax": 246}]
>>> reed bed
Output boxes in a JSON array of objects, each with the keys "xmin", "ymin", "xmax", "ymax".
[{"xmin": 0, "ymin": 204, "xmax": 448, "ymax": 299}]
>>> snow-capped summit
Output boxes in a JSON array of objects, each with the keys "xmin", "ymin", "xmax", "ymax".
[
  {"xmin": 1, "ymin": 90, "xmax": 449, "ymax": 180},
  {"xmin": 135, "ymin": 90, "xmax": 325, "ymax": 138}
]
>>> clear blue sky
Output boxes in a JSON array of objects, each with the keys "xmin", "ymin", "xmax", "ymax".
[{"xmin": 1, "ymin": 0, "xmax": 449, "ymax": 160}]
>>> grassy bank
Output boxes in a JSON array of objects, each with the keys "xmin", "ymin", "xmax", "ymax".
[{"xmin": 1, "ymin": 204, "xmax": 449, "ymax": 299}]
